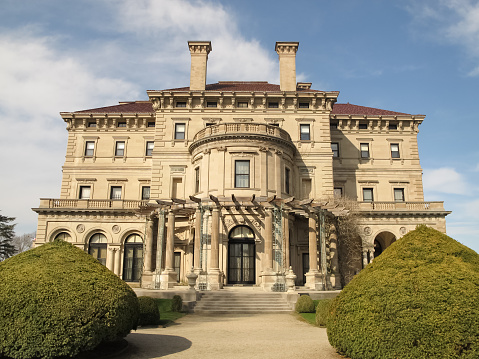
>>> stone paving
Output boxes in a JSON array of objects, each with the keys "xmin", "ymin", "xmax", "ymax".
[{"xmin": 115, "ymin": 313, "xmax": 343, "ymax": 359}]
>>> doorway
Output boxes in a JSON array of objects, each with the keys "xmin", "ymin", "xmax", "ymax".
[{"xmin": 228, "ymin": 225, "xmax": 255, "ymax": 284}]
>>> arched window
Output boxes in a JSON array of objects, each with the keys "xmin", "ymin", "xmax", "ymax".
[
  {"xmin": 53, "ymin": 232, "xmax": 71, "ymax": 242},
  {"xmin": 229, "ymin": 225, "xmax": 255, "ymax": 240},
  {"xmin": 88, "ymin": 233, "xmax": 107, "ymax": 266},
  {"xmin": 228, "ymin": 225, "xmax": 255, "ymax": 285},
  {"xmin": 123, "ymin": 234, "xmax": 143, "ymax": 282}
]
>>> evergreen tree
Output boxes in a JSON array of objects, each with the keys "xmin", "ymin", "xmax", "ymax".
[{"xmin": 0, "ymin": 213, "xmax": 16, "ymax": 261}]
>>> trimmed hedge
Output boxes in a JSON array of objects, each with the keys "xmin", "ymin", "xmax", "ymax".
[
  {"xmin": 315, "ymin": 299, "xmax": 332, "ymax": 327},
  {"xmin": 327, "ymin": 225, "xmax": 479, "ymax": 359},
  {"xmin": 0, "ymin": 240, "xmax": 139, "ymax": 359},
  {"xmin": 295, "ymin": 295, "xmax": 315, "ymax": 313},
  {"xmin": 138, "ymin": 296, "xmax": 160, "ymax": 326},
  {"xmin": 172, "ymin": 295, "xmax": 183, "ymax": 312}
]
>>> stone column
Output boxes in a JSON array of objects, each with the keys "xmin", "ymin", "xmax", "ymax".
[
  {"xmin": 274, "ymin": 150, "xmax": 282, "ymax": 197},
  {"xmin": 144, "ymin": 216, "xmax": 154, "ymax": 272},
  {"xmin": 207, "ymin": 207, "xmax": 223, "ymax": 290},
  {"xmin": 153, "ymin": 210, "xmax": 166, "ymax": 289},
  {"xmin": 329, "ymin": 223, "xmax": 341, "ymax": 289},
  {"xmin": 284, "ymin": 212, "xmax": 290, "ymax": 268},
  {"xmin": 193, "ymin": 207, "xmax": 202, "ymax": 274},
  {"xmin": 369, "ymin": 249, "xmax": 375, "ymax": 263},
  {"xmin": 362, "ymin": 249, "xmax": 368, "ymax": 268},
  {"xmin": 160, "ymin": 211, "xmax": 178, "ymax": 289},
  {"xmin": 106, "ymin": 246, "xmax": 114, "ymax": 272},
  {"xmin": 259, "ymin": 147, "xmax": 268, "ymax": 197},
  {"xmin": 305, "ymin": 213, "xmax": 322, "ymax": 290},
  {"xmin": 114, "ymin": 248, "xmax": 121, "ymax": 277}
]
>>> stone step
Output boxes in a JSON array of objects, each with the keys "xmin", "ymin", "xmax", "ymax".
[{"xmin": 194, "ymin": 309, "xmax": 293, "ymax": 315}]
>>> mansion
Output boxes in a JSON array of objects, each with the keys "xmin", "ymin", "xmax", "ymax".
[{"xmin": 33, "ymin": 41, "xmax": 449, "ymax": 291}]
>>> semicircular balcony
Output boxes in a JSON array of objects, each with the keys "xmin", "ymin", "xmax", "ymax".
[{"xmin": 188, "ymin": 123, "xmax": 295, "ymax": 154}]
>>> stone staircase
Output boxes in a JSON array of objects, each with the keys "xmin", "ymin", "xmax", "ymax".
[{"xmin": 193, "ymin": 289, "xmax": 292, "ymax": 314}]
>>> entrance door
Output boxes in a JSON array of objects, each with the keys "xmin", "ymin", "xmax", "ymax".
[
  {"xmin": 228, "ymin": 225, "xmax": 256, "ymax": 284},
  {"xmin": 123, "ymin": 234, "xmax": 143, "ymax": 282}
]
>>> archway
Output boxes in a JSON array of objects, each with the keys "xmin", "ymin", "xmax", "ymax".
[
  {"xmin": 228, "ymin": 225, "xmax": 255, "ymax": 284},
  {"xmin": 52, "ymin": 231, "xmax": 71, "ymax": 242},
  {"xmin": 123, "ymin": 234, "xmax": 143, "ymax": 282},
  {"xmin": 373, "ymin": 231, "xmax": 396, "ymax": 258},
  {"xmin": 88, "ymin": 233, "xmax": 107, "ymax": 266}
]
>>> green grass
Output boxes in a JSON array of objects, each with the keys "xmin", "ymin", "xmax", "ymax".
[
  {"xmin": 154, "ymin": 298, "xmax": 186, "ymax": 326},
  {"xmin": 299, "ymin": 312, "xmax": 317, "ymax": 325}
]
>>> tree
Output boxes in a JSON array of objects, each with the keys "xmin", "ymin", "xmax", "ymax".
[
  {"xmin": 0, "ymin": 212, "xmax": 16, "ymax": 261},
  {"xmin": 12, "ymin": 232, "xmax": 35, "ymax": 254}
]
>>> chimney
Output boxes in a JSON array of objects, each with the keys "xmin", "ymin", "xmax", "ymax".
[
  {"xmin": 188, "ymin": 41, "xmax": 212, "ymax": 91},
  {"xmin": 275, "ymin": 42, "xmax": 299, "ymax": 92}
]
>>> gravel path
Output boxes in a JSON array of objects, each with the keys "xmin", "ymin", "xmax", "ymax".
[{"xmin": 116, "ymin": 313, "xmax": 343, "ymax": 359}]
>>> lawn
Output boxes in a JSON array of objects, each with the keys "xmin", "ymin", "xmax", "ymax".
[
  {"xmin": 155, "ymin": 298, "xmax": 187, "ymax": 326},
  {"xmin": 299, "ymin": 313, "xmax": 316, "ymax": 325}
]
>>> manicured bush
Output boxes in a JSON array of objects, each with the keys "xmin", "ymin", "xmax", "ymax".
[
  {"xmin": 172, "ymin": 294, "xmax": 183, "ymax": 312},
  {"xmin": 327, "ymin": 225, "xmax": 479, "ymax": 359},
  {"xmin": 138, "ymin": 296, "xmax": 160, "ymax": 326},
  {"xmin": 0, "ymin": 240, "xmax": 139, "ymax": 359},
  {"xmin": 315, "ymin": 299, "xmax": 332, "ymax": 327},
  {"xmin": 295, "ymin": 294, "xmax": 315, "ymax": 313}
]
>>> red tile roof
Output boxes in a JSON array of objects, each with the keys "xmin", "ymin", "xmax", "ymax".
[
  {"xmin": 331, "ymin": 103, "xmax": 412, "ymax": 116},
  {"xmin": 160, "ymin": 81, "xmax": 326, "ymax": 93},
  {"xmin": 74, "ymin": 101, "xmax": 153, "ymax": 113}
]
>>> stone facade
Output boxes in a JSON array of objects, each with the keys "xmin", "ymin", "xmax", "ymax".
[{"xmin": 33, "ymin": 41, "xmax": 450, "ymax": 291}]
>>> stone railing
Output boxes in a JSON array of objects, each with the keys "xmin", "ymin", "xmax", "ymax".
[
  {"xmin": 39, "ymin": 198, "xmax": 148, "ymax": 209},
  {"xmin": 358, "ymin": 201, "xmax": 446, "ymax": 211},
  {"xmin": 192, "ymin": 123, "xmax": 292, "ymax": 142}
]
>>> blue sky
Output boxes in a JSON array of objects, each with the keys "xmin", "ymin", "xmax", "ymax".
[{"xmin": 1, "ymin": 0, "xmax": 478, "ymax": 252}]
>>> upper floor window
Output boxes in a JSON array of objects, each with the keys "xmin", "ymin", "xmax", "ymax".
[
  {"xmin": 84, "ymin": 141, "xmax": 95, "ymax": 157},
  {"xmin": 299, "ymin": 102, "xmax": 309, "ymax": 109},
  {"xmin": 330, "ymin": 121, "xmax": 338, "ymax": 130},
  {"xmin": 195, "ymin": 167, "xmax": 200, "ymax": 193},
  {"xmin": 235, "ymin": 160, "xmax": 250, "ymax": 188},
  {"xmin": 300, "ymin": 124, "xmax": 311, "ymax": 141},
  {"xmin": 141, "ymin": 186, "xmax": 150, "ymax": 200},
  {"xmin": 176, "ymin": 101, "xmax": 186, "ymax": 108},
  {"xmin": 363, "ymin": 188, "xmax": 374, "ymax": 202},
  {"xmin": 115, "ymin": 141, "xmax": 125, "ymax": 156},
  {"xmin": 394, "ymin": 188, "xmax": 405, "ymax": 202},
  {"xmin": 389, "ymin": 123, "xmax": 398, "ymax": 130},
  {"xmin": 110, "ymin": 186, "xmax": 122, "ymax": 200},
  {"xmin": 360, "ymin": 143, "xmax": 370, "ymax": 158},
  {"xmin": 391, "ymin": 143, "xmax": 400, "ymax": 158},
  {"xmin": 206, "ymin": 101, "xmax": 217, "ymax": 108},
  {"xmin": 79, "ymin": 186, "xmax": 91, "ymax": 199},
  {"xmin": 285, "ymin": 167, "xmax": 291, "ymax": 194},
  {"xmin": 88, "ymin": 122, "xmax": 96, "ymax": 128},
  {"xmin": 174, "ymin": 123, "xmax": 186, "ymax": 140},
  {"xmin": 117, "ymin": 122, "xmax": 126, "ymax": 127},
  {"xmin": 269, "ymin": 123, "xmax": 279, "ymax": 127},
  {"xmin": 331, "ymin": 142, "xmax": 339, "ymax": 158},
  {"xmin": 268, "ymin": 102, "xmax": 279, "ymax": 108},
  {"xmin": 359, "ymin": 123, "xmax": 368, "ymax": 130},
  {"xmin": 205, "ymin": 123, "xmax": 215, "ymax": 127},
  {"xmin": 145, "ymin": 141, "xmax": 154, "ymax": 156},
  {"xmin": 237, "ymin": 102, "xmax": 248, "ymax": 108},
  {"xmin": 147, "ymin": 122, "xmax": 155, "ymax": 127}
]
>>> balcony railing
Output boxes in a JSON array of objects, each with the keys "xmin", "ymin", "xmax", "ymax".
[
  {"xmin": 39, "ymin": 199, "xmax": 149, "ymax": 209},
  {"xmin": 192, "ymin": 123, "xmax": 292, "ymax": 143},
  {"xmin": 358, "ymin": 201, "xmax": 446, "ymax": 211}
]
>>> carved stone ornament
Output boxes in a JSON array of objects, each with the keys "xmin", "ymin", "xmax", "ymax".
[
  {"xmin": 364, "ymin": 227, "xmax": 372, "ymax": 235},
  {"xmin": 151, "ymin": 98, "xmax": 161, "ymax": 111},
  {"xmin": 76, "ymin": 224, "xmax": 85, "ymax": 233},
  {"xmin": 400, "ymin": 227, "xmax": 407, "ymax": 235},
  {"xmin": 112, "ymin": 225, "xmax": 121, "ymax": 234}
]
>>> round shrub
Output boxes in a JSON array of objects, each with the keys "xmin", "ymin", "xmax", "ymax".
[
  {"xmin": 327, "ymin": 225, "xmax": 479, "ymax": 359},
  {"xmin": 0, "ymin": 240, "xmax": 139, "ymax": 359},
  {"xmin": 138, "ymin": 296, "xmax": 160, "ymax": 326},
  {"xmin": 172, "ymin": 294, "xmax": 183, "ymax": 312},
  {"xmin": 315, "ymin": 299, "xmax": 332, "ymax": 327},
  {"xmin": 295, "ymin": 295, "xmax": 315, "ymax": 313}
]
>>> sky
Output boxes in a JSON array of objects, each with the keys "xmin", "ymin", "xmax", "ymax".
[{"xmin": 0, "ymin": 0, "xmax": 478, "ymax": 252}]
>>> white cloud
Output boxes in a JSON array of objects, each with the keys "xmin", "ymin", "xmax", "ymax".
[{"xmin": 422, "ymin": 167, "xmax": 468, "ymax": 195}]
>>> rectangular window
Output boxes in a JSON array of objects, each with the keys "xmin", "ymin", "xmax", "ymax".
[
  {"xmin": 389, "ymin": 123, "xmax": 398, "ymax": 130},
  {"xmin": 176, "ymin": 101, "xmax": 186, "ymax": 108},
  {"xmin": 334, "ymin": 187, "xmax": 343, "ymax": 198},
  {"xmin": 237, "ymin": 102, "xmax": 248, "ymax": 108},
  {"xmin": 300, "ymin": 124, "xmax": 310, "ymax": 141},
  {"xmin": 84, "ymin": 141, "xmax": 95, "ymax": 157},
  {"xmin": 359, "ymin": 123, "xmax": 368, "ymax": 130},
  {"xmin": 363, "ymin": 188, "xmax": 374, "ymax": 202},
  {"xmin": 285, "ymin": 167, "xmax": 291, "ymax": 194},
  {"xmin": 110, "ymin": 186, "xmax": 122, "ymax": 200},
  {"xmin": 148, "ymin": 122, "xmax": 155, "ymax": 127},
  {"xmin": 360, "ymin": 143, "xmax": 370, "ymax": 158},
  {"xmin": 174, "ymin": 123, "xmax": 185, "ymax": 140},
  {"xmin": 205, "ymin": 123, "xmax": 215, "ymax": 127},
  {"xmin": 145, "ymin": 141, "xmax": 154, "ymax": 156},
  {"xmin": 301, "ymin": 178, "xmax": 312, "ymax": 200},
  {"xmin": 394, "ymin": 188, "xmax": 405, "ymax": 202},
  {"xmin": 268, "ymin": 102, "xmax": 279, "ymax": 108},
  {"xmin": 141, "ymin": 186, "xmax": 150, "ymax": 200},
  {"xmin": 235, "ymin": 160, "xmax": 250, "ymax": 188},
  {"xmin": 299, "ymin": 102, "xmax": 309, "ymax": 108},
  {"xmin": 330, "ymin": 121, "xmax": 338, "ymax": 130},
  {"xmin": 206, "ymin": 101, "xmax": 217, "ymax": 108},
  {"xmin": 88, "ymin": 122, "xmax": 96, "ymax": 128},
  {"xmin": 269, "ymin": 123, "xmax": 279, "ymax": 127},
  {"xmin": 79, "ymin": 186, "xmax": 91, "ymax": 199},
  {"xmin": 331, "ymin": 142, "xmax": 339, "ymax": 158},
  {"xmin": 195, "ymin": 167, "xmax": 200, "ymax": 193},
  {"xmin": 117, "ymin": 122, "xmax": 126, "ymax": 127},
  {"xmin": 115, "ymin": 141, "xmax": 125, "ymax": 156},
  {"xmin": 391, "ymin": 143, "xmax": 400, "ymax": 158}
]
